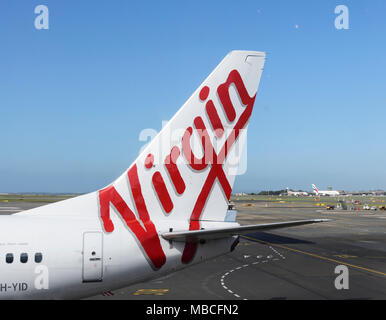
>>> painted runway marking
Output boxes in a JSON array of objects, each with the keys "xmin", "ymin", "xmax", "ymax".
[
  {"xmin": 334, "ymin": 254, "xmax": 357, "ymax": 258},
  {"xmin": 269, "ymin": 246, "xmax": 286, "ymax": 260},
  {"xmin": 0, "ymin": 207, "xmax": 21, "ymax": 212},
  {"xmin": 133, "ymin": 289, "xmax": 169, "ymax": 296},
  {"xmin": 220, "ymin": 246, "xmax": 286, "ymax": 300}
]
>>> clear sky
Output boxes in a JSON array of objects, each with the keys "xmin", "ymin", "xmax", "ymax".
[{"xmin": 0, "ymin": 0, "xmax": 385, "ymax": 193}]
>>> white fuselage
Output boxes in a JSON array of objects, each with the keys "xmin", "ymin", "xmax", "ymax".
[
  {"xmin": 0, "ymin": 215, "xmax": 237, "ymax": 299},
  {"xmin": 288, "ymin": 191, "xmax": 308, "ymax": 196},
  {"xmin": 314, "ymin": 190, "xmax": 340, "ymax": 196}
]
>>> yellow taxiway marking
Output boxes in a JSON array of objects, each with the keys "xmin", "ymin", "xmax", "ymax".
[
  {"xmin": 133, "ymin": 289, "xmax": 169, "ymax": 296},
  {"xmin": 333, "ymin": 254, "xmax": 357, "ymax": 259},
  {"xmin": 241, "ymin": 235, "xmax": 386, "ymax": 277}
]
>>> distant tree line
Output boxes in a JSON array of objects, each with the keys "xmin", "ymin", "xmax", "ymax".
[{"xmin": 258, "ymin": 190, "xmax": 286, "ymax": 196}]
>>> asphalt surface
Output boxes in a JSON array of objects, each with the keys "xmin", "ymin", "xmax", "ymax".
[{"xmin": 2, "ymin": 200, "xmax": 386, "ymax": 300}]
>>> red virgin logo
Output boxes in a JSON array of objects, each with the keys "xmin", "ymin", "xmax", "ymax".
[{"xmin": 98, "ymin": 69, "xmax": 256, "ymax": 270}]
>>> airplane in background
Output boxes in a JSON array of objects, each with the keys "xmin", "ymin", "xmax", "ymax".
[
  {"xmin": 312, "ymin": 184, "xmax": 340, "ymax": 196},
  {"xmin": 0, "ymin": 51, "xmax": 328, "ymax": 299},
  {"xmin": 286, "ymin": 188, "xmax": 308, "ymax": 196}
]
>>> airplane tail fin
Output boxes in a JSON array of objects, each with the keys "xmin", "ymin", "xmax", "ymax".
[
  {"xmin": 108, "ymin": 50, "xmax": 265, "ymax": 226},
  {"xmin": 19, "ymin": 51, "xmax": 265, "ymax": 223},
  {"xmin": 312, "ymin": 184, "xmax": 319, "ymax": 194}
]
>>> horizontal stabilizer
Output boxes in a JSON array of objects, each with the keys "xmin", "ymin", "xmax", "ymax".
[{"xmin": 162, "ymin": 219, "xmax": 330, "ymax": 242}]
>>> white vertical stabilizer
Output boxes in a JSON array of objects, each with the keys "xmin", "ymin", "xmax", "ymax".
[{"xmin": 18, "ymin": 51, "xmax": 266, "ymax": 228}]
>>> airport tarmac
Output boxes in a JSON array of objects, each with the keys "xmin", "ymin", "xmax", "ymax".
[{"xmin": 2, "ymin": 200, "xmax": 386, "ymax": 299}]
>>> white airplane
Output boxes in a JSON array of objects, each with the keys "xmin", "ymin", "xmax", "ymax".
[
  {"xmin": 286, "ymin": 188, "xmax": 308, "ymax": 196},
  {"xmin": 312, "ymin": 184, "xmax": 340, "ymax": 196},
  {"xmin": 0, "ymin": 51, "xmax": 328, "ymax": 299}
]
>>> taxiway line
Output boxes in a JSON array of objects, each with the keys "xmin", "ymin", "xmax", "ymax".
[{"xmin": 241, "ymin": 235, "xmax": 386, "ymax": 277}]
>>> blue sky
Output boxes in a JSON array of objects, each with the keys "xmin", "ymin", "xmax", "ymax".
[{"xmin": 0, "ymin": 0, "xmax": 385, "ymax": 193}]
